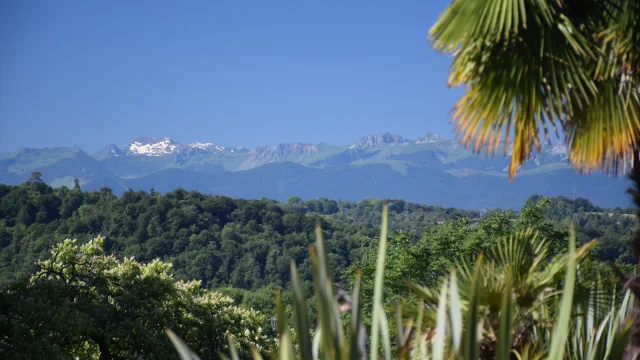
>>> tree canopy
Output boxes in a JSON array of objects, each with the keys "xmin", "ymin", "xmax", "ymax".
[
  {"xmin": 0, "ymin": 236, "xmax": 270, "ymax": 359},
  {"xmin": 0, "ymin": 180, "xmax": 636, "ymax": 358}
]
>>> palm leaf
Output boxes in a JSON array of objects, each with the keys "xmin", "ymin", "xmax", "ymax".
[
  {"xmin": 497, "ymin": 279, "xmax": 514, "ymax": 360},
  {"xmin": 449, "ymin": 270, "xmax": 463, "ymax": 354},
  {"xmin": 165, "ymin": 329, "xmax": 201, "ymax": 360},
  {"xmin": 548, "ymin": 224, "xmax": 577, "ymax": 360},
  {"xmin": 370, "ymin": 202, "xmax": 389, "ymax": 360},
  {"xmin": 290, "ymin": 260, "xmax": 313, "ymax": 360},
  {"xmin": 431, "ymin": 0, "xmax": 640, "ymax": 178},
  {"xmin": 349, "ymin": 271, "xmax": 364, "ymax": 360},
  {"xmin": 432, "ymin": 277, "xmax": 449, "ymax": 360},
  {"xmin": 463, "ymin": 254, "xmax": 484, "ymax": 359}
]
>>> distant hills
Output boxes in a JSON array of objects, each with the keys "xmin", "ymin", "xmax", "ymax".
[{"xmin": 0, "ymin": 132, "xmax": 631, "ymax": 209}]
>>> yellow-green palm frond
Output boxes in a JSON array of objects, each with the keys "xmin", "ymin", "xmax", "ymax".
[
  {"xmin": 432, "ymin": 0, "xmax": 640, "ymax": 179},
  {"xmin": 567, "ymin": 80, "xmax": 640, "ymax": 174}
]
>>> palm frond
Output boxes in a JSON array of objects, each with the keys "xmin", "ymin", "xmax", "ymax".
[{"xmin": 431, "ymin": 0, "xmax": 640, "ymax": 178}]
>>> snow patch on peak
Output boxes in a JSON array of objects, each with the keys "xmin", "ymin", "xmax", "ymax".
[
  {"xmin": 128, "ymin": 137, "xmax": 180, "ymax": 156},
  {"xmin": 189, "ymin": 142, "xmax": 215, "ymax": 150},
  {"xmin": 186, "ymin": 142, "xmax": 234, "ymax": 152}
]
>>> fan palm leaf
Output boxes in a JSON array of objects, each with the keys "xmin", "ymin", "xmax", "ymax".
[{"xmin": 431, "ymin": 0, "xmax": 640, "ymax": 179}]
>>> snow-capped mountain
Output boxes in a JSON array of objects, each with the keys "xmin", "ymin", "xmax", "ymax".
[
  {"xmin": 86, "ymin": 132, "xmax": 578, "ymax": 175},
  {"xmin": 185, "ymin": 142, "xmax": 234, "ymax": 151},
  {"xmin": 128, "ymin": 137, "xmax": 181, "ymax": 156},
  {"xmin": 188, "ymin": 142, "xmax": 215, "ymax": 150},
  {"xmin": 0, "ymin": 131, "xmax": 629, "ymax": 209},
  {"xmin": 93, "ymin": 137, "xmax": 245, "ymax": 160}
]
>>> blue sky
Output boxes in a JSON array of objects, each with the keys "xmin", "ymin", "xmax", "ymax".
[{"xmin": 0, "ymin": 0, "xmax": 464, "ymax": 153}]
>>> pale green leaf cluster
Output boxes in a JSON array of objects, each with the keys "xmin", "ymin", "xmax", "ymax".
[{"xmin": 3, "ymin": 236, "xmax": 272, "ymax": 359}]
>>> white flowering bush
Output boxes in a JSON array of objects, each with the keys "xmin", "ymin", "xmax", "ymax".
[{"xmin": 1, "ymin": 236, "xmax": 272, "ymax": 359}]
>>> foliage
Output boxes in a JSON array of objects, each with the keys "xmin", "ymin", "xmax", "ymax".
[
  {"xmin": 431, "ymin": 0, "xmax": 640, "ymax": 178},
  {"xmin": 0, "ymin": 179, "xmax": 635, "ymax": 358},
  {"xmin": 348, "ymin": 218, "xmax": 489, "ymax": 327},
  {"xmin": 0, "ymin": 236, "xmax": 271, "ymax": 359},
  {"xmin": 0, "ymin": 182, "xmax": 367, "ymax": 292},
  {"xmin": 409, "ymin": 226, "xmax": 602, "ymax": 357},
  {"xmin": 0, "ymin": 182, "xmax": 484, "ymax": 295},
  {"xmin": 169, "ymin": 204, "xmax": 633, "ymax": 359},
  {"xmin": 348, "ymin": 197, "xmax": 628, "ymax": 328},
  {"xmin": 0, "ymin": 180, "xmax": 634, "ymax": 320}
]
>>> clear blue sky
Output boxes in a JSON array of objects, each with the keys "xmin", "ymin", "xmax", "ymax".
[{"xmin": 0, "ymin": 0, "xmax": 463, "ymax": 153}]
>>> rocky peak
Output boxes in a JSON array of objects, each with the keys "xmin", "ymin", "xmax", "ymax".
[
  {"xmin": 92, "ymin": 144, "xmax": 126, "ymax": 160},
  {"xmin": 251, "ymin": 143, "xmax": 319, "ymax": 158},
  {"xmin": 12, "ymin": 146, "xmax": 86, "ymax": 158},
  {"xmin": 349, "ymin": 132, "xmax": 408, "ymax": 149},
  {"xmin": 416, "ymin": 132, "xmax": 442, "ymax": 144},
  {"xmin": 237, "ymin": 143, "xmax": 319, "ymax": 170},
  {"xmin": 275, "ymin": 143, "xmax": 319, "ymax": 156}
]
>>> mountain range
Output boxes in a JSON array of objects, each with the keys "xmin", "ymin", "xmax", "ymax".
[{"xmin": 0, "ymin": 132, "xmax": 631, "ymax": 209}]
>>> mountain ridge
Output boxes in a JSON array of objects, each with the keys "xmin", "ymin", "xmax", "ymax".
[{"xmin": 0, "ymin": 132, "xmax": 630, "ymax": 209}]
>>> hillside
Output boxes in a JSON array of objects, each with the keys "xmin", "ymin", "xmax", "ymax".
[
  {"xmin": 0, "ymin": 180, "xmax": 633, "ymax": 288},
  {"xmin": 0, "ymin": 180, "xmax": 635, "ymax": 358}
]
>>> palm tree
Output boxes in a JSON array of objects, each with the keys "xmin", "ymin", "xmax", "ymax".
[
  {"xmin": 431, "ymin": 1, "xmax": 640, "ymax": 355},
  {"xmin": 430, "ymin": 0, "xmax": 639, "ymax": 178},
  {"xmin": 407, "ymin": 228, "xmax": 625, "ymax": 358}
]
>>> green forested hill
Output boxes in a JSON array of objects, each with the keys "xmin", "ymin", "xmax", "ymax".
[
  {"xmin": 1, "ymin": 175, "xmax": 634, "ymax": 293},
  {"xmin": 0, "ymin": 176, "xmax": 636, "ymax": 358},
  {"xmin": 0, "ymin": 175, "xmax": 478, "ymax": 289}
]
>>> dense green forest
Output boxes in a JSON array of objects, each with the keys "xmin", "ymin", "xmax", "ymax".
[
  {"xmin": 0, "ymin": 174, "xmax": 634, "ymax": 301},
  {"xmin": 1, "ymin": 175, "xmax": 633, "ymax": 281},
  {"xmin": 0, "ymin": 174, "xmax": 636, "ymax": 357}
]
